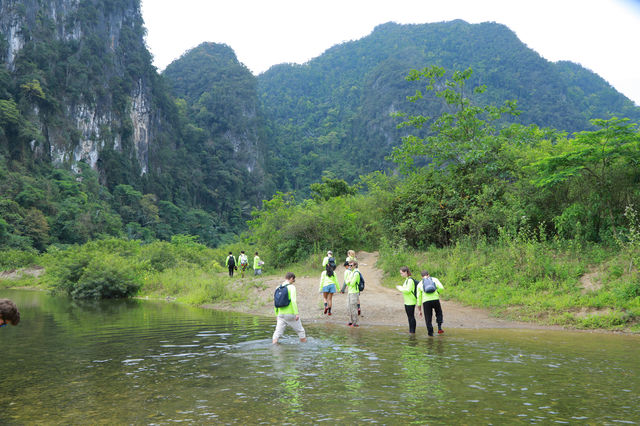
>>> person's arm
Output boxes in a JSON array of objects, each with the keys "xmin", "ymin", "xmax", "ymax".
[
  {"xmin": 289, "ymin": 285, "xmax": 299, "ymax": 316},
  {"xmin": 319, "ymin": 272, "xmax": 324, "ymax": 292}
]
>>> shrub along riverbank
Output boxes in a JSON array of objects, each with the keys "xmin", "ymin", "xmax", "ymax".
[{"xmin": 0, "ymin": 237, "xmax": 261, "ymax": 306}]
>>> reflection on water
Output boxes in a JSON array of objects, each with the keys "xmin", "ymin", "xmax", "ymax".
[{"xmin": 1, "ymin": 289, "xmax": 639, "ymax": 424}]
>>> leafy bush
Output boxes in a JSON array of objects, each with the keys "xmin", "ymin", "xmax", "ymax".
[{"xmin": 0, "ymin": 249, "xmax": 38, "ymax": 270}]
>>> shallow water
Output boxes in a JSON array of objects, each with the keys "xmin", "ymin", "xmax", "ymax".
[{"xmin": 1, "ymin": 289, "xmax": 639, "ymax": 424}]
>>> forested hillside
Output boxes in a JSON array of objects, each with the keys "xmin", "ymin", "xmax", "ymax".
[
  {"xmin": 258, "ymin": 21, "xmax": 640, "ymax": 191},
  {"xmin": 0, "ymin": 0, "xmax": 261, "ymax": 250},
  {"xmin": 2, "ymin": 4, "xmax": 639, "ymax": 253}
]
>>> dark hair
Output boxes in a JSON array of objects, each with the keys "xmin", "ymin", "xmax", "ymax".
[
  {"xmin": 285, "ymin": 272, "xmax": 296, "ymax": 280},
  {"xmin": 400, "ymin": 266, "xmax": 411, "ymax": 276},
  {"xmin": 0, "ymin": 299, "xmax": 20, "ymax": 326},
  {"xmin": 255, "ymin": 252, "xmax": 259, "ymax": 255},
  {"xmin": 228, "ymin": 251, "xmax": 232, "ymax": 255},
  {"xmin": 241, "ymin": 250, "xmax": 245, "ymax": 254},
  {"xmin": 326, "ymin": 263, "xmax": 334, "ymax": 277},
  {"xmin": 421, "ymin": 270, "xmax": 429, "ymax": 277},
  {"xmin": 343, "ymin": 261, "xmax": 349, "ymax": 267}
]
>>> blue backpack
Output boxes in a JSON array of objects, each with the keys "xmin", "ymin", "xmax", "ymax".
[
  {"xmin": 274, "ymin": 284, "xmax": 290, "ymax": 308},
  {"xmin": 422, "ymin": 277, "xmax": 436, "ymax": 293}
]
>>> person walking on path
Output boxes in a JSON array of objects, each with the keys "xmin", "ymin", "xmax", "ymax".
[
  {"xmin": 346, "ymin": 250, "xmax": 357, "ymax": 264},
  {"xmin": 319, "ymin": 263, "xmax": 339, "ymax": 315},
  {"xmin": 396, "ymin": 266, "xmax": 418, "ymax": 334},
  {"xmin": 343, "ymin": 261, "xmax": 361, "ymax": 327},
  {"xmin": 253, "ymin": 252, "xmax": 263, "ymax": 276},
  {"xmin": 225, "ymin": 252, "xmax": 237, "ymax": 277},
  {"xmin": 238, "ymin": 251, "xmax": 249, "ymax": 278},
  {"xmin": 0, "ymin": 298, "xmax": 20, "ymax": 328},
  {"xmin": 416, "ymin": 271, "xmax": 445, "ymax": 336},
  {"xmin": 272, "ymin": 272, "xmax": 307, "ymax": 344},
  {"xmin": 352, "ymin": 261, "xmax": 362, "ymax": 316},
  {"xmin": 322, "ymin": 251, "xmax": 336, "ymax": 269}
]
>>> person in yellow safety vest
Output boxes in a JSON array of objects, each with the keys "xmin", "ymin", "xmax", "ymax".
[
  {"xmin": 253, "ymin": 252, "xmax": 263, "ymax": 276},
  {"xmin": 396, "ymin": 266, "xmax": 418, "ymax": 334},
  {"xmin": 352, "ymin": 260, "xmax": 362, "ymax": 316},
  {"xmin": 416, "ymin": 270, "xmax": 445, "ymax": 336},
  {"xmin": 238, "ymin": 251, "xmax": 249, "ymax": 278},
  {"xmin": 225, "ymin": 252, "xmax": 237, "ymax": 277},
  {"xmin": 319, "ymin": 263, "xmax": 339, "ymax": 315},
  {"xmin": 344, "ymin": 261, "xmax": 360, "ymax": 327},
  {"xmin": 273, "ymin": 272, "xmax": 307, "ymax": 344},
  {"xmin": 322, "ymin": 250, "xmax": 334, "ymax": 269}
]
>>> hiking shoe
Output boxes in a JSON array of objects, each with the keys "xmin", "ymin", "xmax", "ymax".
[
  {"xmin": 358, "ymin": 309, "xmax": 361, "ymax": 316},
  {"xmin": 353, "ymin": 324, "xmax": 359, "ymax": 327},
  {"xmin": 428, "ymin": 332, "xmax": 434, "ymax": 337},
  {"xmin": 438, "ymin": 329, "xmax": 444, "ymax": 334},
  {"xmin": 348, "ymin": 323, "xmax": 352, "ymax": 326},
  {"xmin": 328, "ymin": 311, "xmax": 332, "ymax": 316},
  {"xmin": 323, "ymin": 307, "xmax": 328, "ymax": 314}
]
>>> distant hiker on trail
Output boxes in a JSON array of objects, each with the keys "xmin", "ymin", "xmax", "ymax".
[
  {"xmin": 319, "ymin": 263, "xmax": 339, "ymax": 316},
  {"xmin": 344, "ymin": 261, "xmax": 361, "ymax": 327},
  {"xmin": 346, "ymin": 250, "xmax": 357, "ymax": 264},
  {"xmin": 272, "ymin": 272, "xmax": 307, "ymax": 344},
  {"xmin": 396, "ymin": 266, "xmax": 418, "ymax": 334},
  {"xmin": 322, "ymin": 251, "xmax": 336, "ymax": 270},
  {"xmin": 225, "ymin": 252, "xmax": 237, "ymax": 277},
  {"xmin": 417, "ymin": 270, "xmax": 445, "ymax": 336},
  {"xmin": 254, "ymin": 252, "xmax": 263, "ymax": 276},
  {"xmin": 0, "ymin": 299, "xmax": 20, "ymax": 328},
  {"xmin": 238, "ymin": 251, "xmax": 249, "ymax": 278}
]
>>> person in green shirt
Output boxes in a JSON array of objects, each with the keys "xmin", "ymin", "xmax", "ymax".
[
  {"xmin": 225, "ymin": 252, "xmax": 237, "ymax": 277},
  {"xmin": 238, "ymin": 250, "xmax": 249, "ymax": 278},
  {"xmin": 319, "ymin": 263, "xmax": 339, "ymax": 315},
  {"xmin": 396, "ymin": 266, "xmax": 418, "ymax": 334},
  {"xmin": 273, "ymin": 272, "xmax": 307, "ymax": 344},
  {"xmin": 416, "ymin": 270, "xmax": 445, "ymax": 336},
  {"xmin": 0, "ymin": 299, "xmax": 20, "ymax": 328},
  {"xmin": 344, "ymin": 261, "xmax": 361, "ymax": 327},
  {"xmin": 253, "ymin": 252, "xmax": 263, "ymax": 276}
]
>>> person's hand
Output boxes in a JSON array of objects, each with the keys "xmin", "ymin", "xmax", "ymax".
[
  {"xmin": 295, "ymin": 315, "xmax": 300, "ymax": 321},
  {"xmin": 418, "ymin": 311, "xmax": 423, "ymax": 318}
]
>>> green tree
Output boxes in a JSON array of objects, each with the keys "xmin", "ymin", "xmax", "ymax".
[{"xmin": 533, "ymin": 117, "xmax": 640, "ymax": 237}]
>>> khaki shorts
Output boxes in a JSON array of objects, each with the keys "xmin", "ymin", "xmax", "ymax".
[{"xmin": 273, "ymin": 314, "xmax": 306, "ymax": 340}]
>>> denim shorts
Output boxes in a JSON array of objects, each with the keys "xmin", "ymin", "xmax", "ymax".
[{"xmin": 321, "ymin": 284, "xmax": 337, "ymax": 293}]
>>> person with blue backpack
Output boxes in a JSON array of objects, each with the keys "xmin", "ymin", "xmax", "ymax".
[
  {"xmin": 417, "ymin": 271, "xmax": 445, "ymax": 336},
  {"xmin": 396, "ymin": 266, "xmax": 418, "ymax": 334},
  {"xmin": 272, "ymin": 272, "xmax": 307, "ymax": 344}
]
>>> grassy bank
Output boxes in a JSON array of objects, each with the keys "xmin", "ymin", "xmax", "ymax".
[{"xmin": 377, "ymin": 237, "xmax": 640, "ymax": 332}]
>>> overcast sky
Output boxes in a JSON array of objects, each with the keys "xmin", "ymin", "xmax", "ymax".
[{"xmin": 141, "ymin": 0, "xmax": 640, "ymax": 105}]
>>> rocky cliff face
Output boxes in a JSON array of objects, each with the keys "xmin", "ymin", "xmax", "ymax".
[{"xmin": 0, "ymin": 0, "xmax": 156, "ymax": 176}]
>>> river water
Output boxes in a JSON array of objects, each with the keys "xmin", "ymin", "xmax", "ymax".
[{"xmin": 1, "ymin": 289, "xmax": 638, "ymax": 424}]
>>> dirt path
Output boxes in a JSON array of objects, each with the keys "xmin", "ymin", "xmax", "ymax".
[{"xmin": 208, "ymin": 251, "xmax": 557, "ymax": 330}]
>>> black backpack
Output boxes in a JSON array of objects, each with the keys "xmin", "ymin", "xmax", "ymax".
[
  {"xmin": 422, "ymin": 277, "xmax": 436, "ymax": 293},
  {"xmin": 274, "ymin": 284, "xmax": 290, "ymax": 308},
  {"xmin": 328, "ymin": 257, "xmax": 336, "ymax": 269},
  {"xmin": 357, "ymin": 271, "xmax": 365, "ymax": 292},
  {"xmin": 411, "ymin": 277, "xmax": 419, "ymax": 298},
  {"xmin": 227, "ymin": 256, "xmax": 235, "ymax": 267}
]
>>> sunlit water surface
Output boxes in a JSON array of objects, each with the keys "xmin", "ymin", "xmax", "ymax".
[{"xmin": 1, "ymin": 289, "xmax": 638, "ymax": 424}]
